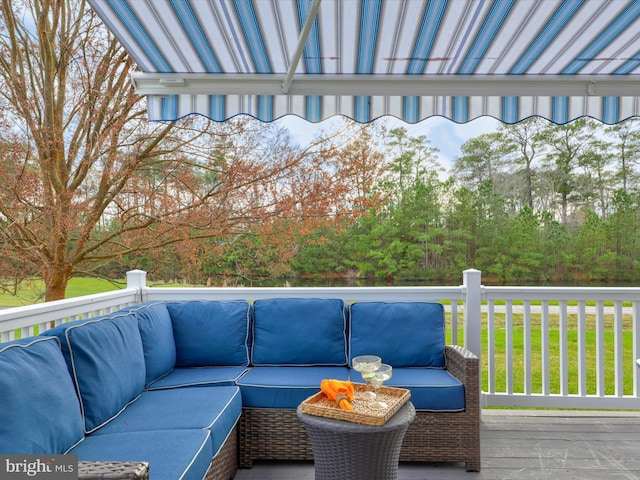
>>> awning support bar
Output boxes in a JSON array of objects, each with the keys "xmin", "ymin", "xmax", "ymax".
[
  {"xmin": 281, "ymin": 0, "xmax": 322, "ymax": 94},
  {"xmin": 131, "ymin": 73, "xmax": 640, "ymax": 97}
]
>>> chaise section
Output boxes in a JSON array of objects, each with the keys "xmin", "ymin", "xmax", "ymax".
[
  {"xmin": 91, "ymin": 386, "xmax": 242, "ymax": 456},
  {"xmin": 42, "ymin": 304, "xmax": 243, "ymax": 479},
  {"xmin": 68, "ymin": 429, "xmax": 213, "ymax": 480}
]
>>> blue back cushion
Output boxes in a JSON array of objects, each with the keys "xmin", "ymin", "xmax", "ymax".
[
  {"xmin": 252, "ymin": 298, "xmax": 347, "ymax": 366},
  {"xmin": 128, "ymin": 302, "xmax": 176, "ymax": 385},
  {"xmin": 0, "ymin": 337, "xmax": 84, "ymax": 453},
  {"xmin": 167, "ymin": 301, "xmax": 251, "ymax": 367},
  {"xmin": 349, "ymin": 302, "xmax": 446, "ymax": 368},
  {"xmin": 45, "ymin": 313, "xmax": 146, "ymax": 433}
]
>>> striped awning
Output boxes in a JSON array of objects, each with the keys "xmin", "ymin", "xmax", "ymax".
[{"xmin": 87, "ymin": 0, "xmax": 640, "ymax": 125}]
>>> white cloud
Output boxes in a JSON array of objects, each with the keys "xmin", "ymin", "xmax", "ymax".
[
  {"xmin": 391, "ymin": 116, "xmax": 502, "ymax": 171},
  {"xmin": 275, "ymin": 115, "xmax": 502, "ymax": 172}
]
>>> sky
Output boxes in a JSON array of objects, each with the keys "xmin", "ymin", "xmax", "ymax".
[{"xmin": 275, "ymin": 115, "xmax": 502, "ymax": 173}]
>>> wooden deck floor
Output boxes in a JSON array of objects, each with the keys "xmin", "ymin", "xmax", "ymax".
[{"xmin": 233, "ymin": 410, "xmax": 640, "ymax": 480}]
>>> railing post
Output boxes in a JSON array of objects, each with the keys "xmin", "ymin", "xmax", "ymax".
[
  {"xmin": 463, "ymin": 269, "xmax": 482, "ymax": 359},
  {"xmin": 126, "ymin": 270, "xmax": 147, "ymax": 303}
]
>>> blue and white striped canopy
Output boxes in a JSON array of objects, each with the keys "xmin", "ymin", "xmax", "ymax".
[{"xmin": 88, "ymin": 0, "xmax": 640, "ymax": 125}]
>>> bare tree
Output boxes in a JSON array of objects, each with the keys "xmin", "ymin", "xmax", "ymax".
[
  {"xmin": 0, "ymin": 1, "xmax": 326, "ymax": 300},
  {"xmin": 537, "ymin": 119, "xmax": 595, "ymax": 224},
  {"xmin": 500, "ymin": 118, "xmax": 547, "ymax": 210},
  {"xmin": 0, "ymin": 0, "xmax": 190, "ymax": 300},
  {"xmin": 604, "ymin": 120, "xmax": 640, "ymax": 192}
]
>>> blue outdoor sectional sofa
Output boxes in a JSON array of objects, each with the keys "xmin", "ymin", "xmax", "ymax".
[{"xmin": 0, "ymin": 298, "xmax": 480, "ymax": 480}]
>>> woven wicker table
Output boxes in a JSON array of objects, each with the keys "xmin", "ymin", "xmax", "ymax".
[
  {"xmin": 78, "ymin": 461, "xmax": 149, "ymax": 480},
  {"xmin": 297, "ymin": 401, "xmax": 416, "ymax": 480}
]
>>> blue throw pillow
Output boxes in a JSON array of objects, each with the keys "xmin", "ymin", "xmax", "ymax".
[
  {"xmin": 0, "ymin": 337, "xmax": 84, "ymax": 453},
  {"xmin": 349, "ymin": 301, "xmax": 446, "ymax": 368},
  {"xmin": 50, "ymin": 313, "xmax": 146, "ymax": 433},
  {"xmin": 128, "ymin": 302, "xmax": 177, "ymax": 385},
  {"xmin": 167, "ymin": 301, "xmax": 251, "ymax": 367},
  {"xmin": 252, "ymin": 298, "xmax": 347, "ymax": 366}
]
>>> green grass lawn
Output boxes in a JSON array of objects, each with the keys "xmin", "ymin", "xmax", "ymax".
[
  {"xmin": 0, "ymin": 277, "xmax": 126, "ymax": 307},
  {"xmin": 447, "ymin": 312, "xmax": 636, "ymax": 397}
]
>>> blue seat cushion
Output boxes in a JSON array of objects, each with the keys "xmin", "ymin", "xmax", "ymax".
[
  {"xmin": 145, "ymin": 367, "xmax": 248, "ymax": 390},
  {"xmin": 0, "ymin": 337, "xmax": 84, "ymax": 454},
  {"xmin": 43, "ymin": 313, "xmax": 146, "ymax": 433},
  {"xmin": 67, "ymin": 429, "xmax": 212, "ymax": 480},
  {"xmin": 382, "ymin": 368, "xmax": 465, "ymax": 411},
  {"xmin": 126, "ymin": 302, "xmax": 177, "ymax": 386},
  {"xmin": 252, "ymin": 298, "xmax": 347, "ymax": 366},
  {"xmin": 92, "ymin": 386, "xmax": 241, "ymax": 455},
  {"xmin": 167, "ymin": 301, "xmax": 251, "ymax": 367},
  {"xmin": 237, "ymin": 366, "xmax": 349, "ymax": 408},
  {"xmin": 349, "ymin": 302, "xmax": 446, "ymax": 368}
]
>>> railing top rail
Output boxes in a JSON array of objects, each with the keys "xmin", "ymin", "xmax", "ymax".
[
  {"xmin": 143, "ymin": 285, "xmax": 466, "ymax": 302},
  {"xmin": 0, "ymin": 288, "xmax": 139, "ymax": 331},
  {"xmin": 482, "ymin": 285, "xmax": 640, "ymax": 301}
]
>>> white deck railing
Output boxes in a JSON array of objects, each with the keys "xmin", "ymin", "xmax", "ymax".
[
  {"xmin": 1, "ymin": 269, "xmax": 638, "ymax": 410},
  {"xmin": 482, "ymin": 284, "xmax": 640, "ymax": 409}
]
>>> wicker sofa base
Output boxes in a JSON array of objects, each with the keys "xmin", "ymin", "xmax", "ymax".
[
  {"xmin": 399, "ymin": 410, "xmax": 480, "ymax": 471},
  {"xmin": 239, "ymin": 408, "xmax": 314, "ymax": 467},
  {"xmin": 238, "ymin": 408, "xmax": 480, "ymax": 472},
  {"xmin": 238, "ymin": 345, "xmax": 480, "ymax": 472},
  {"xmin": 204, "ymin": 424, "xmax": 238, "ymax": 480}
]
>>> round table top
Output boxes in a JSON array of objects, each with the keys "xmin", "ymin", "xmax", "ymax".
[{"xmin": 297, "ymin": 401, "xmax": 416, "ymax": 433}]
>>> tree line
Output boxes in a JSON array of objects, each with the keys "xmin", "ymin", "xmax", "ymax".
[
  {"xmin": 291, "ymin": 119, "xmax": 640, "ymax": 285},
  {"xmin": 117, "ymin": 119, "xmax": 640, "ymax": 286}
]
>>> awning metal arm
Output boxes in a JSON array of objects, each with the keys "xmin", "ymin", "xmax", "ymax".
[{"xmin": 281, "ymin": 0, "xmax": 322, "ymax": 94}]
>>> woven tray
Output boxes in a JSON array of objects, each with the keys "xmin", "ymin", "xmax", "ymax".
[{"xmin": 299, "ymin": 383, "xmax": 410, "ymax": 426}]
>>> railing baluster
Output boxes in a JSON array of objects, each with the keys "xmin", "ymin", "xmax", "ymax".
[
  {"xmin": 524, "ymin": 300, "xmax": 531, "ymax": 395},
  {"xmin": 506, "ymin": 300, "xmax": 513, "ymax": 395},
  {"xmin": 450, "ymin": 300, "xmax": 458, "ymax": 345},
  {"xmin": 487, "ymin": 300, "xmax": 495, "ymax": 395},
  {"xmin": 634, "ymin": 300, "xmax": 640, "ymax": 398},
  {"xmin": 542, "ymin": 300, "xmax": 549, "ymax": 396},
  {"xmin": 615, "ymin": 300, "xmax": 624, "ymax": 397},
  {"xmin": 596, "ymin": 301, "xmax": 605, "ymax": 397},
  {"xmin": 578, "ymin": 300, "xmax": 587, "ymax": 397},
  {"xmin": 560, "ymin": 300, "xmax": 568, "ymax": 396}
]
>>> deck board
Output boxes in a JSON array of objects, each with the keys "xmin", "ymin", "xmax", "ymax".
[{"xmin": 233, "ymin": 410, "xmax": 640, "ymax": 480}]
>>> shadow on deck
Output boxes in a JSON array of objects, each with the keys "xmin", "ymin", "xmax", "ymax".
[{"xmin": 234, "ymin": 409, "xmax": 640, "ymax": 480}]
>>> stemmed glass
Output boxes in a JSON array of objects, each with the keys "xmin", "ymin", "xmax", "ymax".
[
  {"xmin": 368, "ymin": 364, "xmax": 393, "ymax": 410},
  {"xmin": 351, "ymin": 355, "xmax": 381, "ymax": 399}
]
